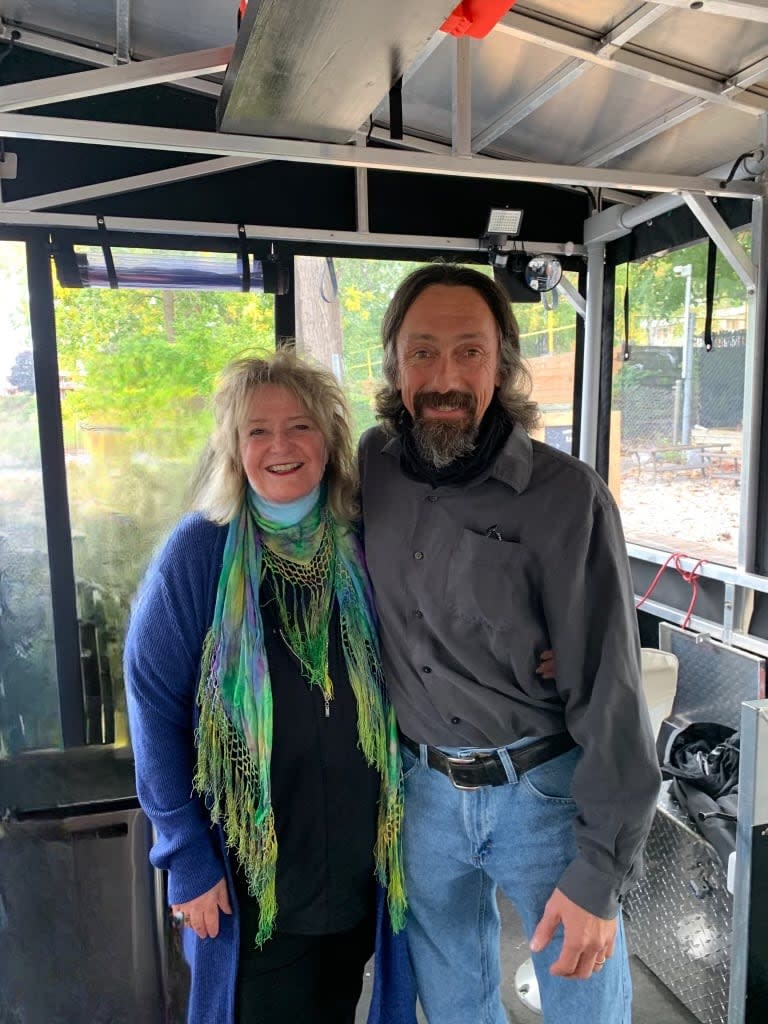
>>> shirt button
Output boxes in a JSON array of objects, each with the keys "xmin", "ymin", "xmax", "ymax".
[
  {"xmin": 427, "ymin": 495, "xmax": 438, "ymax": 503},
  {"xmin": 414, "ymin": 610, "xmax": 423, "ymax": 619},
  {"xmin": 451, "ymin": 716, "xmax": 461, "ymax": 725},
  {"xmin": 414, "ymin": 551, "xmax": 424, "ymax": 560},
  {"xmin": 422, "ymin": 665, "xmax": 432, "ymax": 674}
]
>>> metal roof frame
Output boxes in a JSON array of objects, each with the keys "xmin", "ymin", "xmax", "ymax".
[{"xmin": 0, "ymin": 112, "xmax": 758, "ymax": 198}]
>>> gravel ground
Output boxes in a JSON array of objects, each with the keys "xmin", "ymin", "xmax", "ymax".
[{"xmin": 617, "ymin": 471, "xmax": 740, "ymax": 566}]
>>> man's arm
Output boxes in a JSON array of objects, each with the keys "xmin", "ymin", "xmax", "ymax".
[{"xmin": 534, "ymin": 487, "xmax": 661, "ymax": 973}]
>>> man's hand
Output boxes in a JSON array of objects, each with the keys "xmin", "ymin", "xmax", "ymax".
[
  {"xmin": 171, "ymin": 877, "xmax": 232, "ymax": 940},
  {"xmin": 535, "ymin": 649, "xmax": 556, "ymax": 680},
  {"xmin": 529, "ymin": 888, "xmax": 616, "ymax": 979}
]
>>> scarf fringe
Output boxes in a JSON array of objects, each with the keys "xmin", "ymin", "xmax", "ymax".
[
  {"xmin": 335, "ymin": 540, "xmax": 407, "ymax": 932},
  {"xmin": 194, "ymin": 631, "xmax": 278, "ymax": 946},
  {"xmin": 374, "ymin": 705, "xmax": 407, "ymax": 932}
]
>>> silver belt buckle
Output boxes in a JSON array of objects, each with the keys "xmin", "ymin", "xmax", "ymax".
[{"xmin": 444, "ymin": 754, "xmax": 481, "ymax": 791}]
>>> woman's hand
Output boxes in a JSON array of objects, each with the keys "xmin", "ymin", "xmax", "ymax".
[
  {"xmin": 536, "ymin": 649, "xmax": 556, "ymax": 680},
  {"xmin": 172, "ymin": 877, "xmax": 232, "ymax": 939}
]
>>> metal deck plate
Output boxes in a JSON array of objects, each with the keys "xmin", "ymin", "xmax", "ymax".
[
  {"xmin": 628, "ymin": 628, "xmax": 765, "ymax": 1024},
  {"xmin": 625, "ymin": 787, "xmax": 732, "ymax": 1024}
]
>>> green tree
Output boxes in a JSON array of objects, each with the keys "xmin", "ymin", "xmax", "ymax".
[
  {"xmin": 336, "ymin": 258, "xmax": 424, "ymax": 434},
  {"xmin": 55, "ymin": 284, "xmax": 275, "ymax": 455},
  {"xmin": 615, "ymin": 231, "xmax": 750, "ymax": 344}
]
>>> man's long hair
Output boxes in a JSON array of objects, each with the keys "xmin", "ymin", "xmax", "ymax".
[{"xmin": 375, "ymin": 263, "xmax": 539, "ymax": 435}]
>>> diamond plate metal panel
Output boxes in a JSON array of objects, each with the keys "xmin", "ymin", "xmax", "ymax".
[
  {"xmin": 659, "ymin": 624, "xmax": 765, "ymax": 731},
  {"xmin": 625, "ymin": 785, "xmax": 732, "ymax": 1024}
]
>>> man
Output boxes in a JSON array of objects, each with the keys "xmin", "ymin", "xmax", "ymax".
[{"xmin": 358, "ymin": 263, "xmax": 661, "ymax": 1023}]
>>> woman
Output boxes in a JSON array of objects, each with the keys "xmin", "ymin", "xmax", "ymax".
[{"xmin": 124, "ymin": 351, "xmax": 408, "ymax": 1024}]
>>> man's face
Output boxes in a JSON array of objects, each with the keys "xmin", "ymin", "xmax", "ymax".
[{"xmin": 395, "ymin": 284, "xmax": 501, "ymax": 466}]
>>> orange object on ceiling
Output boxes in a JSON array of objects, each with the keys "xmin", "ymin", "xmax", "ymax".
[{"xmin": 440, "ymin": 1, "xmax": 518, "ymax": 39}]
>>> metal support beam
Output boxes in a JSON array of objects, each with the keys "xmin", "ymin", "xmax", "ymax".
[
  {"xmin": 0, "ymin": 47, "xmax": 232, "ymax": 111},
  {"xmin": 0, "ymin": 112, "xmax": 759, "ymax": 197},
  {"xmin": 367, "ymin": 125, "xmax": 456, "ymax": 156},
  {"xmin": 579, "ymin": 241, "xmax": 605, "ymax": 467},
  {"xmin": 0, "ymin": 207, "xmax": 583, "ymax": 254},
  {"xmin": 0, "ymin": 22, "xmax": 221, "ymax": 98},
  {"xmin": 472, "ymin": 60, "xmax": 586, "ymax": 153},
  {"xmin": 596, "ymin": 4, "xmax": 669, "ymax": 54},
  {"xmin": 2, "ymin": 157, "xmax": 262, "ymax": 212},
  {"xmin": 578, "ymin": 98, "xmax": 707, "ymax": 167},
  {"xmin": 472, "ymin": 5, "xmax": 667, "ymax": 155},
  {"xmin": 26, "ymin": 236, "xmax": 85, "ymax": 748},
  {"xmin": 725, "ymin": 54, "xmax": 768, "ymax": 93},
  {"xmin": 654, "ymin": 0, "xmax": 768, "ymax": 23},
  {"xmin": 403, "ymin": 31, "xmax": 445, "ymax": 86},
  {"xmin": 452, "ymin": 36, "xmax": 472, "ymax": 157},
  {"xmin": 355, "ymin": 130, "xmax": 369, "ymax": 233},
  {"xmin": 474, "ymin": 1, "xmax": 767, "ymax": 165},
  {"xmin": 496, "ymin": 9, "xmax": 768, "ymax": 116},
  {"xmin": 737, "ymin": 191, "xmax": 768, "ymax": 573},
  {"xmin": 584, "ymin": 150, "xmax": 767, "ymax": 244},
  {"xmin": 682, "ymin": 192, "xmax": 757, "ymax": 291},
  {"xmin": 367, "ymin": 124, "xmax": 643, "ymax": 207},
  {"xmin": 556, "ymin": 275, "xmax": 586, "ymax": 320},
  {"xmin": 115, "ymin": 0, "xmax": 131, "ymax": 66}
]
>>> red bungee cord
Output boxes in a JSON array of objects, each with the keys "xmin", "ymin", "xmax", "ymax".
[{"xmin": 635, "ymin": 552, "xmax": 707, "ymax": 629}]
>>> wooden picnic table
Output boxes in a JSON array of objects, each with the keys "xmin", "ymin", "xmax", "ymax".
[{"xmin": 630, "ymin": 443, "xmax": 739, "ymax": 483}]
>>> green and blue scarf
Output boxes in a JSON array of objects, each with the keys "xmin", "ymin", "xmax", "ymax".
[{"xmin": 193, "ymin": 488, "xmax": 406, "ymax": 945}]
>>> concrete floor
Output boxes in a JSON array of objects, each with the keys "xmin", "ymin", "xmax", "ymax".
[{"xmin": 357, "ymin": 893, "xmax": 699, "ymax": 1023}]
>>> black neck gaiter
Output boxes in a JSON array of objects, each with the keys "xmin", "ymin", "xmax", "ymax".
[{"xmin": 398, "ymin": 393, "xmax": 513, "ymax": 487}]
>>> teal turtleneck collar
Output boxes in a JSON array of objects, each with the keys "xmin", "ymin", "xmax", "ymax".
[{"xmin": 248, "ymin": 482, "xmax": 322, "ymax": 528}]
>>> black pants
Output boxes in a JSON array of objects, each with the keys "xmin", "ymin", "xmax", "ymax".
[{"xmin": 235, "ymin": 915, "xmax": 375, "ymax": 1024}]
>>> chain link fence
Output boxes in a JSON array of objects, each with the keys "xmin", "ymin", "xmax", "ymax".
[{"xmin": 614, "ymin": 333, "xmax": 745, "ymax": 450}]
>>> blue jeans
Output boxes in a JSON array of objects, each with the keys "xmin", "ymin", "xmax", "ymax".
[{"xmin": 400, "ymin": 741, "xmax": 632, "ymax": 1024}]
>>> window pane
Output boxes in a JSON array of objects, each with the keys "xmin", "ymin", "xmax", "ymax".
[
  {"xmin": 0, "ymin": 242, "xmax": 61, "ymax": 756},
  {"xmin": 294, "ymin": 256, "xmax": 425, "ymax": 435},
  {"xmin": 55, "ymin": 265, "xmax": 275, "ymax": 747},
  {"xmin": 295, "ymin": 256, "xmax": 574, "ymax": 445},
  {"xmin": 519, "ymin": 272, "xmax": 579, "ymax": 457},
  {"xmin": 611, "ymin": 238, "xmax": 748, "ymax": 565}
]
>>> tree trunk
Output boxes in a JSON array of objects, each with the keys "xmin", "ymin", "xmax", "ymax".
[
  {"xmin": 162, "ymin": 291, "xmax": 176, "ymax": 344},
  {"xmin": 294, "ymin": 256, "xmax": 344, "ymax": 377}
]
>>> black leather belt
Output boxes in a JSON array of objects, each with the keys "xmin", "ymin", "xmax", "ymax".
[{"xmin": 399, "ymin": 732, "xmax": 576, "ymax": 790}]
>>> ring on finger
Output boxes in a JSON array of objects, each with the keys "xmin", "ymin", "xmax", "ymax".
[{"xmin": 594, "ymin": 957, "xmax": 607, "ymax": 968}]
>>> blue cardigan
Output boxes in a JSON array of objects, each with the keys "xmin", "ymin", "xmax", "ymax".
[{"xmin": 124, "ymin": 514, "xmax": 416, "ymax": 1024}]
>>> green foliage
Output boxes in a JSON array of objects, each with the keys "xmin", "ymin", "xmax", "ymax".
[
  {"xmin": 613, "ymin": 362, "xmax": 654, "ymax": 397},
  {"xmin": 55, "ymin": 284, "xmax": 275, "ymax": 455},
  {"xmin": 514, "ymin": 277, "xmax": 578, "ymax": 357},
  {"xmin": 614, "ymin": 231, "xmax": 750, "ymax": 341},
  {"xmin": 336, "ymin": 259, "xmax": 424, "ymax": 433},
  {"xmin": 0, "ymin": 394, "xmax": 40, "ymax": 466}
]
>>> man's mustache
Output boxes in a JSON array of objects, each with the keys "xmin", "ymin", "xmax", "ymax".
[{"xmin": 414, "ymin": 390, "xmax": 476, "ymax": 417}]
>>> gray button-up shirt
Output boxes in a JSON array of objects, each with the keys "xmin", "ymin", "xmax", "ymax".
[{"xmin": 359, "ymin": 422, "xmax": 661, "ymax": 918}]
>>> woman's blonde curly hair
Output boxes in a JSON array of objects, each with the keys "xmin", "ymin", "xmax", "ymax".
[{"xmin": 190, "ymin": 350, "xmax": 359, "ymax": 524}]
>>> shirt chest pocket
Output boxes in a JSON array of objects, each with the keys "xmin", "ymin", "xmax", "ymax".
[{"xmin": 446, "ymin": 530, "xmax": 536, "ymax": 632}]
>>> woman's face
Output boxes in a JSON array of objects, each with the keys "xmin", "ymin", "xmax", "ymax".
[{"xmin": 239, "ymin": 385, "xmax": 328, "ymax": 504}]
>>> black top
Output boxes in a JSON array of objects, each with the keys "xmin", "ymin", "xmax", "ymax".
[{"xmin": 232, "ymin": 575, "xmax": 380, "ymax": 938}]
